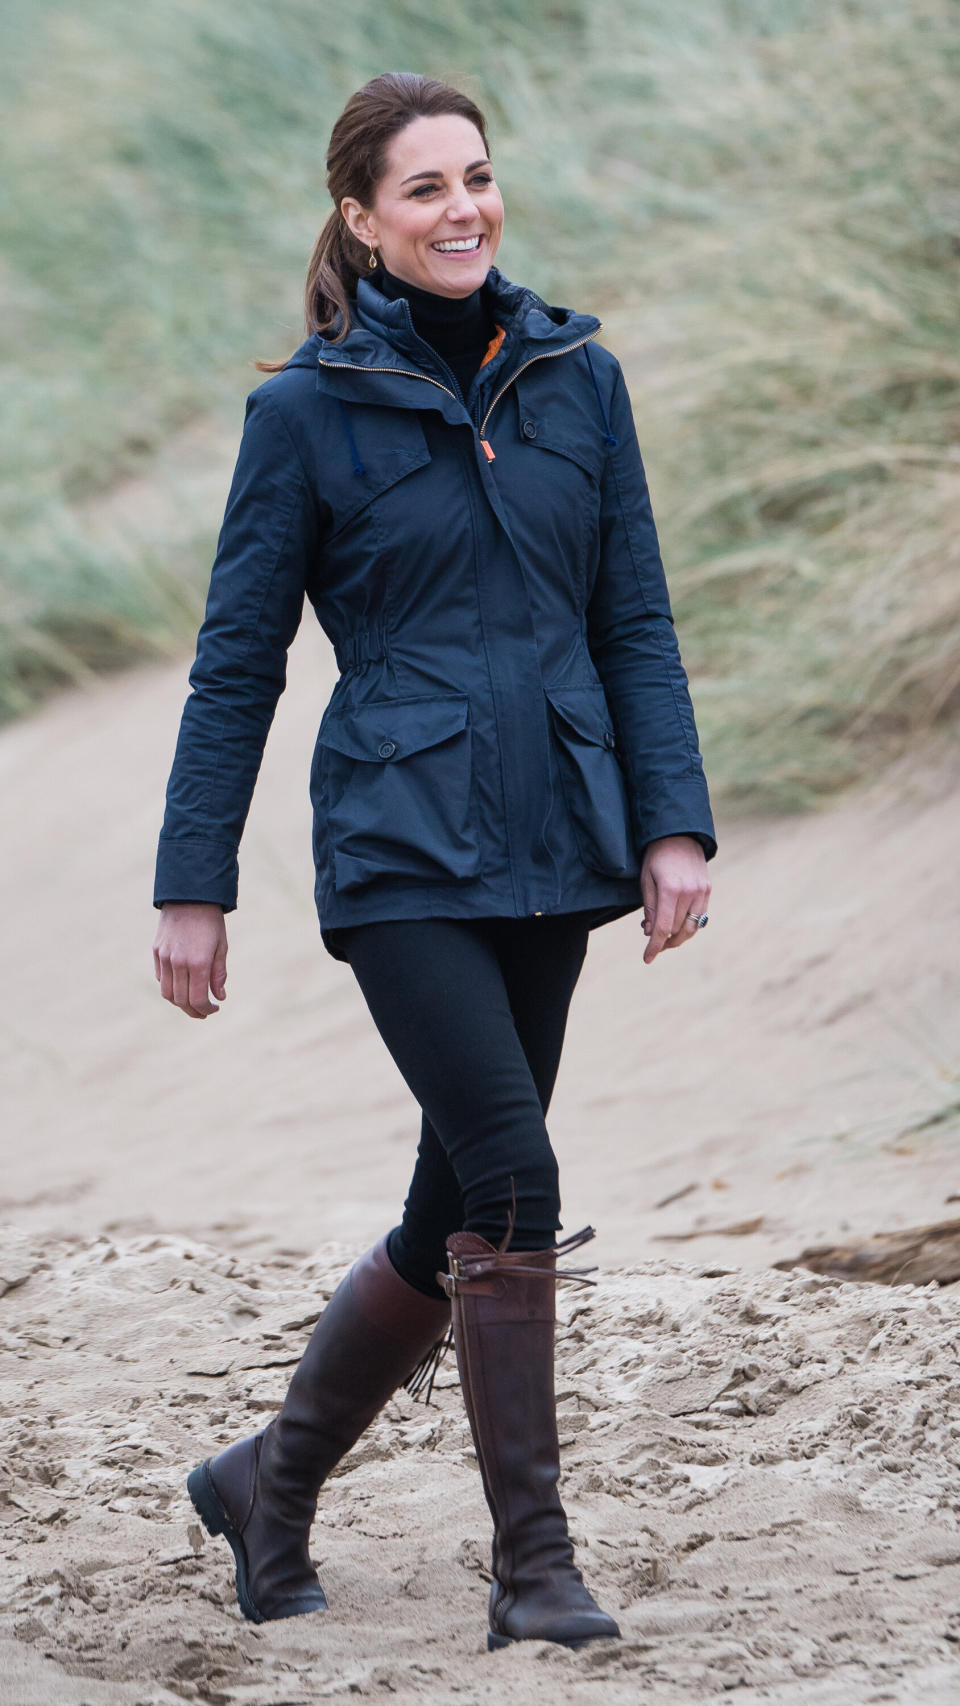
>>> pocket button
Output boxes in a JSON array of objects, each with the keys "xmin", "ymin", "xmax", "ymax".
[
  {"xmin": 378, "ymin": 740, "xmax": 397, "ymax": 759},
  {"xmin": 521, "ymin": 420, "xmax": 538, "ymax": 440},
  {"xmin": 603, "ymin": 730, "xmax": 616, "ymax": 750}
]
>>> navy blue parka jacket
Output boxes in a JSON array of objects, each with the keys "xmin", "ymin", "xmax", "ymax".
[{"xmin": 154, "ymin": 268, "xmax": 717, "ymax": 962}]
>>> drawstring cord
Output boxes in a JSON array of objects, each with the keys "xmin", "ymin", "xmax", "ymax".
[
  {"xmin": 539, "ymin": 714, "xmax": 565, "ymax": 911},
  {"xmin": 584, "ymin": 342, "xmax": 618, "ymax": 448},
  {"xmin": 336, "ymin": 398, "xmax": 367, "ymax": 477}
]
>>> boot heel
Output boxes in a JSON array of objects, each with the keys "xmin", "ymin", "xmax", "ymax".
[
  {"xmin": 187, "ymin": 1459, "xmax": 267, "ymax": 1624},
  {"xmin": 187, "ymin": 1460, "xmax": 228, "ymax": 1537},
  {"xmin": 487, "ymin": 1631, "xmax": 513, "ymax": 1651}
]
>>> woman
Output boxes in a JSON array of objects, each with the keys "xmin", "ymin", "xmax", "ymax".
[{"xmin": 153, "ymin": 71, "xmax": 716, "ymax": 1651}]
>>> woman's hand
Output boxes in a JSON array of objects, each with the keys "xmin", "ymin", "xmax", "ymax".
[
  {"xmin": 153, "ymin": 902, "xmax": 229, "ymax": 1019},
  {"xmin": 640, "ymin": 835, "xmax": 711, "ymax": 965}
]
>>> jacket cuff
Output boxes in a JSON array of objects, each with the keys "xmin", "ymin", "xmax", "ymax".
[
  {"xmin": 633, "ymin": 777, "xmax": 718, "ymax": 863},
  {"xmin": 638, "ymin": 828, "xmax": 718, "ymax": 862},
  {"xmin": 153, "ymin": 836, "xmax": 239, "ymax": 913}
]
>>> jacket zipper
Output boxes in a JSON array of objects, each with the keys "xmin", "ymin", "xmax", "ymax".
[
  {"xmin": 318, "ymin": 358, "xmax": 457, "ymax": 399},
  {"xmin": 318, "ymin": 325, "xmax": 602, "ymax": 463}
]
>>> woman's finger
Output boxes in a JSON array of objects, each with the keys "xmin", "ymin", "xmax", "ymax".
[
  {"xmin": 211, "ymin": 940, "xmax": 228, "ymax": 1003},
  {"xmin": 664, "ymin": 888, "xmax": 710, "ymax": 950},
  {"xmin": 640, "ymin": 862, "xmax": 659, "ymax": 954},
  {"xmin": 171, "ymin": 958, "xmax": 208, "ymax": 1019},
  {"xmin": 189, "ymin": 958, "xmax": 220, "ymax": 1017},
  {"xmin": 643, "ymin": 885, "xmax": 680, "ymax": 963},
  {"xmin": 670, "ymin": 887, "xmax": 698, "ymax": 938}
]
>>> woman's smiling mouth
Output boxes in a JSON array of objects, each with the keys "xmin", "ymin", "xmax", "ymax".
[{"xmin": 432, "ymin": 235, "xmax": 483, "ymax": 253}]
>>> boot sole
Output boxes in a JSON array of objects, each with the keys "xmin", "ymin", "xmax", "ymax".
[
  {"xmin": 487, "ymin": 1629, "xmax": 620, "ymax": 1652},
  {"xmin": 186, "ymin": 1459, "xmax": 328, "ymax": 1624}
]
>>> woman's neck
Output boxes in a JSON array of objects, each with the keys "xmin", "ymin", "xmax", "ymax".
[{"xmin": 371, "ymin": 263, "xmax": 491, "ymax": 356}]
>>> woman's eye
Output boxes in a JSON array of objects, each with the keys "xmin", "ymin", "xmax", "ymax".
[{"xmin": 410, "ymin": 175, "xmax": 493, "ymax": 198}]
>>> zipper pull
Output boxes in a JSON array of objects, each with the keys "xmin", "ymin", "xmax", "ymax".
[{"xmin": 479, "ymin": 437, "xmax": 496, "ymax": 462}]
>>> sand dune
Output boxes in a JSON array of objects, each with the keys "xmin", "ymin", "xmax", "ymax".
[{"xmin": 1, "ymin": 630, "xmax": 959, "ymax": 1701}]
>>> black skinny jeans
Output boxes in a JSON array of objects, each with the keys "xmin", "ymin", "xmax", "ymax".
[{"xmin": 338, "ymin": 913, "xmax": 592, "ymax": 1298}]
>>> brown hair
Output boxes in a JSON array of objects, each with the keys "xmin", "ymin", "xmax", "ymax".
[{"xmin": 256, "ymin": 71, "xmax": 490, "ymax": 372}]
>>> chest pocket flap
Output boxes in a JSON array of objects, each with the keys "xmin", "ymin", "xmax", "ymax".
[{"xmin": 522, "ymin": 418, "xmax": 606, "ymax": 484}]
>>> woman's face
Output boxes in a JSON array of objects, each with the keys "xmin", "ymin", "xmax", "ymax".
[{"xmin": 341, "ymin": 113, "xmax": 504, "ymax": 297}]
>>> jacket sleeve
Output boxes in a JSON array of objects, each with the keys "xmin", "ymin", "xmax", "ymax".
[
  {"xmin": 585, "ymin": 357, "xmax": 717, "ymax": 862},
  {"xmin": 153, "ymin": 387, "xmax": 318, "ymax": 911}
]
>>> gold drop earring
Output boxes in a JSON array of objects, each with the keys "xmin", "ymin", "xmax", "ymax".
[{"xmin": 368, "ymin": 243, "xmax": 378, "ymax": 270}]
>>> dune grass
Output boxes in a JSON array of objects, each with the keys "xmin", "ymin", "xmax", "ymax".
[
  {"xmin": 595, "ymin": 1, "xmax": 960, "ymax": 807},
  {"xmin": 2, "ymin": 0, "xmax": 957, "ymax": 808}
]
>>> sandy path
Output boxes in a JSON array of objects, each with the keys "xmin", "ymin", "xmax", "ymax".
[{"xmin": 2, "ymin": 631, "xmax": 959, "ymax": 1702}]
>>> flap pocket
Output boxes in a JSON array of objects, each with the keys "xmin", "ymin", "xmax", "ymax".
[
  {"xmin": 314, "ymin": 693, "xmax": 480, "ymax": 894},
  {"xmin": 317, "ymin": 695, "xmax": 470, "ymax": 763},
  {"xmin": 544, "ymin": 683, "xmax": 618, "ymax": 751},
  {"xmin": 325, "ymin": 412, "xmax": 432, "ymax": 540},
  {"xmin": 544, "ymin": 682, "xmax": 638, "ymax": 878},
  {"xmin": 518, "ymin": 422, "xmax": 606, "ymax": 484}
]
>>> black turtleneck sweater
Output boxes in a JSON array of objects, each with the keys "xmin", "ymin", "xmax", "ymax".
[{"xmin": 371, "ymin": 263, "xmax": 496, "ymax": 400}]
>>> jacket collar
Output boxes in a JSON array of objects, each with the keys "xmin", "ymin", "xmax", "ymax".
[{"xmin": 283, "ymin": 267, "xmax": 600, "ymax": 380}]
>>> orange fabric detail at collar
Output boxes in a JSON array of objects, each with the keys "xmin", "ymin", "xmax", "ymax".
[{"xmin": 480, "ymin": 324, "xmax": 506, "ymax": 368}]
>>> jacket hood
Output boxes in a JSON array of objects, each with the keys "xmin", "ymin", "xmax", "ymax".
[{"xmin": 280, "ymin": 267, "xmax": 601, "ymax": 373}]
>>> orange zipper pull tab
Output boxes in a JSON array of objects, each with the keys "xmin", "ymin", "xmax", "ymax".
[{"xmin": 480, "ymin": 437, "xmax": 495, "ymax": 462}]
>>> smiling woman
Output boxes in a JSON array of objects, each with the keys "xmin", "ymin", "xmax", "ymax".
[
  {"xmin": 251, "ymin": 74, "xmax": 505, "ymax": 361},
  {"xmin": 152, "ymin": 69, "xmax": 715, "ymax": 1656}
]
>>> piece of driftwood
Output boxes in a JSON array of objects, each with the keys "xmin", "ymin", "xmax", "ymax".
[
  {"xmin": 652, "ymin": 1215, "xmax": 765, "ymax": 1242},
  {"xmin": 773, "ymin": 1219, "xmax": 960, "ymax": 1286},
  {"xmin": 653, "ymin": 1182, "xmax": 699, "ymax": 1210}
]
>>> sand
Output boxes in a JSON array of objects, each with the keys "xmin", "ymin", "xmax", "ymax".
[{"xmin": 2, "ymin": 627, "xmax": 959, "ymax": 1703}]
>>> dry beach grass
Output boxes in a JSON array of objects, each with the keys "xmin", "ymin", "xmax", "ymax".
[{"xmin": 3, "ymin": 0, "xmax": 959, "ymax": 811}]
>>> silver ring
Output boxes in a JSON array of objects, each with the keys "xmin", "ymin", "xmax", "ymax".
[{"xmin": 686, "ymin": 912, "xmax": 709, "ymax": 929}]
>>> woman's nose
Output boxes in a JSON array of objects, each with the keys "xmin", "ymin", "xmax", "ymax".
[{"xmin": 446, "ymin": 188, "xmax": 479, "ymax": 221}]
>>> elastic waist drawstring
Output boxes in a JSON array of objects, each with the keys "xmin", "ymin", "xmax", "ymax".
[
  {"xmin": 584, "ymin": 342, "xmax": 618, "ymax": 449},
  {"xmin": 336, "ymin": 398, "xmax": 367, "ymax": 477}
]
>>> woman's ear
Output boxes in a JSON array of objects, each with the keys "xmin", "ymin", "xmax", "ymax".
[{"xmin": 340, "ymin": 197, "xmax": 376, "ymax": 248}]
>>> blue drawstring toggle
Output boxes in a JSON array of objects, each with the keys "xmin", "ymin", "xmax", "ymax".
[
  {"xmin": 584, "ymin": 342, "xmax": 618, "ymax": 449},
  {"xmin": 337, "ymin": 398, "xmax": 367, "ymax": 477}
]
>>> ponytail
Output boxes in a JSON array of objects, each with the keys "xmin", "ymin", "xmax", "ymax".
[{"xmin": 255, "ymin": 213, "xmax": 371, "ymax": 371}]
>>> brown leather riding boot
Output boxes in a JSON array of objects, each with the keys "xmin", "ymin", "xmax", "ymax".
[
  {"xmin": 188, "ymin": 1235, "xmax": 450, "ymax": 1622},
  {"xmin": 441, "ymin": 1227, "xmax": 621, "ymax": 1650}
]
